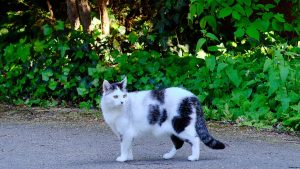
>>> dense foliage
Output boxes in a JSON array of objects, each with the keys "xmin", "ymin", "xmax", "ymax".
[{"xmin": 1, "ymin": 0, "xmax": 300, "ymax": 131}]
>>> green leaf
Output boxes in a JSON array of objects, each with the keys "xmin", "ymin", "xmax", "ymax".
[
  {"xmin": 54, "ymin": 20, "xmax": 64, "ymax": 30},
  {"xmin": 43, "ymin": 24, "xmax": 52, "ymax": 36},
  {"xmin": 218, "ymin": 7, "xmax": 232, "ymax": 18},
  {"xmin": 279, "ymin": 65, "xmax": 289, "ymax": 83},
  {"xmin": 244, "ymin": 0, "xmax": 251, "ymax": 6},
  {"xmin": 217, "ymin": 63, "xmax": 228, "ymax": 74},
  {"xmin": 206, "ymin": 33, "xmax": 219, "ymax": 41},
  {"xmin": 79, "ymin": 101, "xmax": 92, "ymax": 109},
  {"xmin": 34, "ymin": 40, "xmax": 46, "ymax": 53},
  {"xmin": 272, "ymin": 19, "xmax": 283, "ymax": 31},
  {"xmin": 77, "ymin": 87, "xmax": 88, "ymax": 96},
  {"xmin": 16, "ymin": 44, "xmax": 31, "ymax": 62},
  {"xmin": 274, "ymin": 13, "xmax": 285, "ymax": 22},
  {"xmin": 205, "ymin": 55, "xmax": 216, "ymax": 71},
  {"xmin": 128, "ymin": 32, "xmax": 138, "ymax": 44},
  {"xmin": 232, "ymin": 10, "xmax": 241, "ymax": 20},
  {"xmin": 245, "ymin": 8, "xmax": 253, "ymax": 17},
  {"xmin": 196, "ymin": 2, "xmax": 204, "ymax": 15},
  {"xmin": 48, "ymin": 79, "xmax": 58, "ymax": 90},
  {"xmin": 268, "ymin": 80, "xmax": 279, "ymax": 96},
  {"xmin": 208, "ymin": 46, "xmax": 218, "ymax": 51},
  {"xmin": 226, "ymin": 66, "xmax": 242, "ymax": 87},
  {"xmin": 246, "ymin": 26, "xmax": 260, "ymax": 41},
  {"xmin": 206, "ymin": 15, "xmax": 217, "ymax": 31},
  {"xmin": 58, "ymin": 43, "xmax": 70, "ymax": 57},
  {"xmin": 88, "ymin": 67, "xmax": 97, "ymax": 76},
  {"xmin": 263, "ymin": 59, "xmax": 272, "ymax": 72},
  {"xmin": 234, "ymin": 28, "xmax": 245, "ymax": 38},
  {"xmin": 196, "ymin": 38, "xmax": 206, "ymax": 51},
  {"xmin": 41, "ymin": 69, "xmax": 53, "ymax": 81}
]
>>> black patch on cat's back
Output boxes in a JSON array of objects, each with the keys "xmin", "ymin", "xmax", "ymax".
[
  {"xmin": 148, "ymin": 105, "xmax": 168, "ymax": 126},
  {"xmin": 159, "ymin": 109, "xmax": 167, "ymax": 125},
  {"xmin": 148, "ymin": 105, "xmax": 161, "ymax": 125},
  {"xmin": 151, "ymin": 89, "xmax": 165, "ymax": 104},
  {"xmin": 172, "ymin": 96, "xmax": 199, "ymax": 133}
]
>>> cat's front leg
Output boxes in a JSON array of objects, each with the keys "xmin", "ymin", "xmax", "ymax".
[{"xmin": 116, "ymin": 133, "xmax": 134, "ymax": 162}]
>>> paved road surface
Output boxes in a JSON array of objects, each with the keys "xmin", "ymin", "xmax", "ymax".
[{"xmin": 0, "ymin": 122, "xmax": 300, "ymax": 169}]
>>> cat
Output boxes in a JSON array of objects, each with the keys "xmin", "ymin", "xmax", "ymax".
[{"xmin": 100, "ymin": 77, "xmax": 225, "ymax": 162}]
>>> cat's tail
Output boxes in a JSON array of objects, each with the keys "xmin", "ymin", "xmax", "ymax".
[{"xmin": 195, "ymin": 103, "xmax": 225, "ymax": 149}]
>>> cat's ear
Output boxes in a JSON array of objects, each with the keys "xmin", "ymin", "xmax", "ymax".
[
  {"xmin": 102, "ymin": 80, "xmax": 111, "ymax": 93},
  {"xmin": 120, "ymin": 77, "xmax": 127, "ymax": 90}
]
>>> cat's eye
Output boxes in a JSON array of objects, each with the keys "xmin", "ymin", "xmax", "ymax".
[
  {"xmin": 123, "ymin": 94, "xmax": 127, "ymax": 98},
  {"xmin": 113, "ymin": 95, "xmax": 118, "ymax": 99}
]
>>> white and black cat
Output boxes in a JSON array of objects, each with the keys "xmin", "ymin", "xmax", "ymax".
[{"xmin": 100, "ymin": 77, "xmax": 225, "ymax": 162}]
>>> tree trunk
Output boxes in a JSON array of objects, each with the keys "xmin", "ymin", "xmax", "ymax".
[
  {"xmin": 46, "ymin": 0, "xmax": 55, "ymax": 20},
  {"xmin": 77, "ymin": 0, "xmax": 92, "ymax": 33},
  {"xmin": 98, "ymin": 0, "xmax": 110, "ymax": 35},
  {"xmin": 66, "ymin": 0, "xmax": 80, "ymax": 30}
]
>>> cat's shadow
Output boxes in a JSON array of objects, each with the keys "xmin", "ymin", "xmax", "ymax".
[{"xmin": 69, "ymin": 156, "xmax": 222, "ymax": 167}]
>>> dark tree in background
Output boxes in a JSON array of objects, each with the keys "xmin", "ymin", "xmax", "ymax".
[{"xmin": 66, "ymin": 0, "xmax": 91, "ymax": 33}]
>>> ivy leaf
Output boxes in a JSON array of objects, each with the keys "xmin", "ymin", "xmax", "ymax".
[
  {"xmin": 41, "ymin": 69, "xmax": 53, "ymax": 81},
  {"xmin": 34, "ymin": 40, "xmax": 46, "ymax": 53},
  {"xmin": 77, "ymin": 87, "xmax": 88, "ymax": 96},
  {"xmin": 54, "ymin": 20, "xmax": 64, "ymax": 30},
  {"xmin": 43, "ymin": 24, "xmax": 52, "ymax": 36},
  {"xmin": 16, "ymin": 44, "xmax": 31, "ymax": 62},
  {"xmin": 246, "ymin": 26, "xmax": 260, "ymax": 41},
  {"xmin": 196, "ymin": 38, "xmax": 206, "ymax": 52},
  {"xmin": 58, "ymin": 43, "xmax": 70, "ymax": 57},
  {"xmin": 218, "ymin": 7, "xmax": 232, "ymax": 18},
  {"xmin": 48, "ymin": 79, "xmax": 58, "ymax": 90},
  {"xmin": 128, "ymin": 32, "xmax": 138, "ymax": 44}
]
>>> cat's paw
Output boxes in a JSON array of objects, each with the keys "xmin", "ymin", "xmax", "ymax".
[
  {"xmin": 163, "ymin": 147, "xmax": 176, "ymax": 160},
  {"xmin": 116, "ymin": 156, "xmax": 128, "ymax": 162},
  {"xmin": 163, "ymin": 152, "xmax": 175, "ymax": 159},
  {"xmin": 188, "ymin": 155, "xmax": 199, "ymax": 161}
]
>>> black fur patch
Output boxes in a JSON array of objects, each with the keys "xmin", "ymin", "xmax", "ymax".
[
  {"xmin": 171, "ymin": 135, "xmax": 184, "ymax": 149},
  {"xmin": 151, "ymin": 89, "xmax": 165, "ymax": 104},
  {"xmin": 148, "ymin": 105, "xmax": 168, "ymax": 126},
  {"xmin": 110, "ymin": 82, "xmax": 124, "ymax": 91},
  {"xmin": 159, "ymin": 109, "xmax": 168, "ymax": 126},
  {"xmin": 148, "ymin": 105, "xmax": 161, "ymax": 125},
  {"xmin": 172, "ymin": 96, "xmax": 199, "ymax": 133}
]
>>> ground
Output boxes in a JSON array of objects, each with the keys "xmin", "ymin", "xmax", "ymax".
[{"xmin": 0, "ymin": 104, "xmax": 300, "ymax": 169}]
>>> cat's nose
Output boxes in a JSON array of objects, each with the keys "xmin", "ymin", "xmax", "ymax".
[{"xmin": 121, "ymin": 101, "xmax": 124, "ymax": 104}]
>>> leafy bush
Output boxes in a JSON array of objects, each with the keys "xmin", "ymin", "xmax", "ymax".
[{"xmin": 2, "ymin": 21, "xmax": 299, "ymax": 131}]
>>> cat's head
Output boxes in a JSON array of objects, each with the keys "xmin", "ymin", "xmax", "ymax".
[{"xmin": 102, "ymin": 77, "xmax": 128, "ymax": 108}]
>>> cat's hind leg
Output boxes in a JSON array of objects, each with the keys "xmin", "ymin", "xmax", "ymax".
[
  {"xmin": 187, "ymin": 136, "xmax": 200, "ymax": 161},
  {"xmin": 177, "ymin": 130, "xmax": 200, "ymax": 161},
  {"xmin": 163, "ymin": 135, "xmax": 184, "ymax": 159}
]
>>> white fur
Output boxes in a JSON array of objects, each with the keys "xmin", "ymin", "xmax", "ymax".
[{"xmin": 101, "ymin": 80, "xmax": 200, "ymax": 162}]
